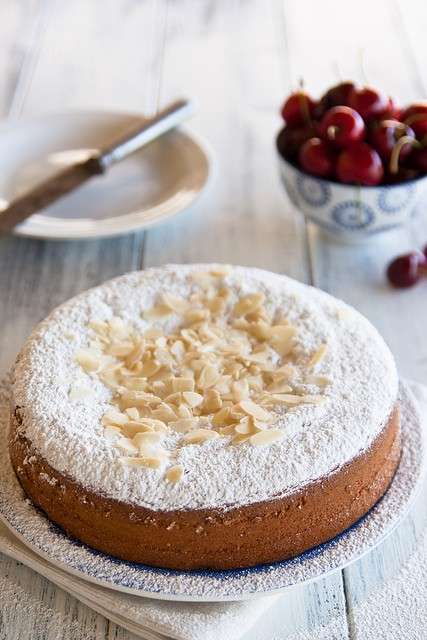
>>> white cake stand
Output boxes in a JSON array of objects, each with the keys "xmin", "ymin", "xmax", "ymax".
[{"xmin": 0, "ymin": 379, "xmax": 424, "ymax": 602}]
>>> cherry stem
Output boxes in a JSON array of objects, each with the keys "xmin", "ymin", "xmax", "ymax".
[{"xmin": 389, "ymin": 136, "xmax": 419, "ymax": 174}]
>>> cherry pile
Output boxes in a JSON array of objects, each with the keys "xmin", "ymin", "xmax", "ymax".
[
  {"xmin": 277, "ymin": 81, "xmax": 427, "ymax": 185},
  {"xmin": 387, "ymin": 249, "xmax": 427, "ymax": 288}
]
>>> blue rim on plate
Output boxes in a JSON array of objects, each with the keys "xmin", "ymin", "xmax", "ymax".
[{"xmin": 0, "ymin": 381, "xmax": 425, "ymax": 602}]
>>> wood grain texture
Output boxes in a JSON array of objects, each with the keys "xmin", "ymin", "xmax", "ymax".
[{"xmin": 0, "ymin": 0, "xmax": 426, "ymax": 638}]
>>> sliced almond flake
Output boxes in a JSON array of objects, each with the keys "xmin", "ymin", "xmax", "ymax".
[
  {"xmin": 107, "ymin": 341, "xmax": 135, "ymax": 357},
  {"xmin": 232, "ymin": 378, "xmax": 249, "ymax": 402},
  {"xmin": 122, "ymin": 377, "xmax": 148, "ymax": 392},
  {"xmin": 211, "ymin": 406, "xmax": 234, "ymax": 427},
  {"xmin": 304, "ymin": 375, "xmax": 331, "ymax": 387},
  {"xmin": 238, "ymin": 399, "xmax": 274, "ymax": 422},
  {"xmin": 182, "ymin": 429, "xmax": 220, "ymax": 444},
  {"xmin": 171, "ymin": 377, "xmax": 195, "ymax": 393},
  {"xmin": 268, "ymin": 393, "xmax": 304, "ymax": 405},
  {"xmin": 219, "ymin": 424, "xmax": 238, "ymax": 436},
  {"xmin": 249, "ymin": 429, "xmax": 284, "ymax": 446},
  {"xmin": 163, "ymin": 392, "xmax": 183, "ymax": 406},
  {"xmin": 308, "ymin": 343, "xmax": 328, "ymax": 369},
  {"xmin": 233, "ymin": 293, "xmax": 265, "ymax": 317},
  {"xmin": 197, "ymin": 364, "xmax": 221, "ymax": 390},
  {"xmin": 111, "ymin": 318, "xmax": 132, "ymax": 341},
  {"xmin": 232, "ymin": 433, "xmax": 252, "ymax": 445},
  {"xmin": 120, "ymin": 455, "xmax": 163, "ymax": 469},
  {"xmin": 125, "ymin": 341, "xmax": 146, "ymax": 369},
  {"xmin": 122, "ymin": 422, "xmax": 153, "ymax": 436},
  {"xmin": 190, "ymin": 271, "xmax": 217, "ymax": 289},
  {"xmin": 269, "ymin": 326, "xmax": 297, "ymax": 357},
  {"xmin": 140, "ymin": 360, "xmax": 161, "ymax": 378},
  {"xmin": 104, "ymin": 425, "xmax": 122, "ymax": 441},
  {"xmin": 144, "ymin": 305, "xmax": 172, "ymax": 321},
  {"xmin": 137, "ymin": 418, "xmax": 168, "ymax": 432},
  {"xmin": 162, "ymin": 293, "xmax": 189, "ymax": 313},
  {"xmin": 144, "ymin": 327, "xmax": 164, "ymax": 340},
  {"xmin": 75, "ymin": 349, "xmax": 100, "ymax": 372},
  {"xmin": 133, "ymin": 432, "xmax": 163, "ymax": 448},
  {"xmin": 206, "ymin": 296, "xmax": 226, "ymax": 314},
  {"xmin": 165, "ymin": 464, "xmax": 184, "ymax": 483},
  {"xmin": 125, "ymin": 407, "xmax": 140, "ymax": 420},
  {"xmin": 182, "ymin": 391, "xmax": 204, "ymax": 408},
  {"xmin": 114, "ymin": 437, "xmax": 139, "ymax": 455},
  {"xmin": 266, "ymin": 382, "xmax": 293, "ymax": 394},
  {"xmin": 234, "ymin": 416, "xmax": 255, "ymax": 435},
  {"xmin": 102, "ymin": 409, "xmax": 129, "ymax": 426},
  {"xmin": 209, "ymin": 264, "xmax": 232, "ymax": 276},
  {"xmin": 248, "ymin": 321, "xmax": 271, "ymax": 341},
  {"xmin": 170, "ymin": 340, "xmax": 186, "ymax": 360},
  {"xmin": 176, "ymin": 404, "xmax": 193, "ymax": 419},
  {"xmin": 184, "ymin": 309, "xmax": 210, "ymax": 325},
  {"xmin": 69, "ymin": 383, "xmax": 92, "ymax": 401},
  {"xmin": 88, "ymin": 319, "xmax": 109, "ymax": 334},
  {"xmin": 169, "ymin": 418, "xmax": 200, "ymax": 433},
  {"xmin": 151, "ymin": 403, "xmax": 178, "ymax": 423},
  {"xmin": 202, "ymin": 388, "xmax": 222, "ymax": 413}
]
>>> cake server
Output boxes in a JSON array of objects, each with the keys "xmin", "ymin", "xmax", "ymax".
[{"xmin": 0, "ymin": 99, "xmax": 194, "ymax": 233}]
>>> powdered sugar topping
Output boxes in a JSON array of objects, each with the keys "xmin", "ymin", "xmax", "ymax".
[{"xmin": 12, "ymin": 265, "xmax": 398, "ymax": 511}]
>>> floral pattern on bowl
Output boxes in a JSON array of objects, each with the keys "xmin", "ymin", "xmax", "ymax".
[{"xmin": 277, "ymin": 152, "xmax": 427, "ymax": 242}]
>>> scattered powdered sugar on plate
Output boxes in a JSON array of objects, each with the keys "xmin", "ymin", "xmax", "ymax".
[
  {"xmin": 0, "ymin": 375, "xmax": 424, "ymax": 602},
  {"xmin": 11, "ymin": 265, "xmax": 398, "ymax": 511}
]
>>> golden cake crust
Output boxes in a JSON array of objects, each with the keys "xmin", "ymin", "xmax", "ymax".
[{"xmin": 9, "ymin": 405, "xmax": 400, "ymax": 571}]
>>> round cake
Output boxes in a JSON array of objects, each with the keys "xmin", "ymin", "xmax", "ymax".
[{"xmin": 9, "ymin": 264, "xmax": 400, "ymax": 570}]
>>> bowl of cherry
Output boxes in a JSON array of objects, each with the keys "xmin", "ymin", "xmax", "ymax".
[{"xmin": 276, "ymin": 82, "xmax": 427, "ymax": 242}]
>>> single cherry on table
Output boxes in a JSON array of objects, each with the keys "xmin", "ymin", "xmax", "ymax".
[{"xmin": 387, "ymin": 252, "xmax": 426, "ymax": 288}]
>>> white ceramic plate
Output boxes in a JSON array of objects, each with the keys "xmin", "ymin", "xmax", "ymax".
[
  {"xmin": 0, "ymin": 111, "xmax": 211, "ymax": 240},
  {"xmin": 0, "ymin": 381, "xmax": 425, "ymax": 602}
]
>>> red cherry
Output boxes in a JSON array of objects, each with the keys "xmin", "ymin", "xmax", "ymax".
[
  {"xmin": 401, "ymin": 103, "xmax": 427, "ymax": 139},
  {"xmin": 410, "ymin": 146, "xmax": 427, "ymax": 172},
  {"xmin": 348, "ymin": 86, "xmax": 389, "ymax": 121},
  {"xmin": 383, "ymin": 167, "xmax": 419, "ymax": 184},
  {"xmin": 276, "ymin": 124, "xmax": 318, "ymax": 161},
  {"xmin": 315, "ymin": 81, "xmax": 355, "ymax": 118},
  {"xmin": 320, "ymin": 106, "xmax": 365, "ymax": 147},
  {"xmin": 370, "ymin": 120, "xmax": 416, "ymax": 162},
  {"xmin": 387, "ymin": 252, "xmax": 426, "ymax": 288},
  {"xmin": 336, "ymin": 142, "xmax": 384, "ymax": 185},
  {"xmin": 281, "ymin": 91, "xmax": 316, "ymax": 128},
  {"xmin": 298, "ymin": 138, "xmax": 335, "ymax": 178}
]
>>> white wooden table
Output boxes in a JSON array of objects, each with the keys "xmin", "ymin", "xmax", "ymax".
[{"xmin": 1, "ymin": 1, "xmax": 426, "ymax": 638}]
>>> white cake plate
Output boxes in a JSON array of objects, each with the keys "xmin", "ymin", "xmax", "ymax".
[{"xmin": 0, "ymin": 379, "xmax": 424, "ymax": 602}]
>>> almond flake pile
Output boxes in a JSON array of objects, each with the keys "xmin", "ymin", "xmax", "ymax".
[{"xmin": 73, "ymin": 267, "xmax": 329, "ymax": 482}]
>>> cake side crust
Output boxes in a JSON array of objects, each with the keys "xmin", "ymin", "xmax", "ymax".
[{"xmin": 9, "ymin": 405, "xmax": 401, "ymax": 570}]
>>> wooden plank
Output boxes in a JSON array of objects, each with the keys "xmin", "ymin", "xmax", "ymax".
[
  {"xmin": 143, "ymin": 1, "xmax": 348, "ymax": 638},
  {"xmin": 281, "ymin": 1, "xmax": 427, "ymax": 637},
  {"xmin": 0, "ymin": 1, "xmax": 167, "ymax": 638},
  {"xmin": 0, "ymin": 554, "xmax": 109, "ymax": 640},
  {"xmin": 142, "ymin": 0, "xmax": 310, "ymax": 280}
]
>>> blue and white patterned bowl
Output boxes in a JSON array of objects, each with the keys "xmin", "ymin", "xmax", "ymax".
[{"xmin": 277, "ymin": 152, "xmax": 427, "ymax": 243}]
